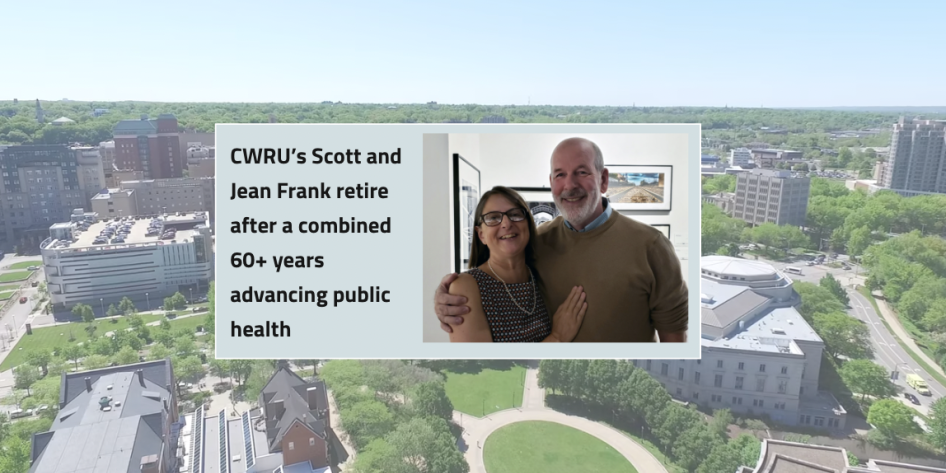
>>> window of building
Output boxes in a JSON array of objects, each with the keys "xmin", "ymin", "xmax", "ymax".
[
  {"xmin": 731, "ymin": 397, "xmax": 742, "ymax": 405},
  {"xmin": 781, "ymin": 366, "xmax": 788, "ymax": 375},
  {"xmin": 717, "ymin": 360, "xmax": 723, "ymax": 369},
  {"xmin": 693, "ymin": 392, "xmax": 699, "ymax": 400},
  {"xmin": 711, "ymin": 394, "xmax": 722, "ymax": 403},
  {"xmin": 735, "ymin": 377, "xmax": 744, "ymax": 390},
  {"xmin": 678, "ymin": 368, "xmax": 684, "ymax": 380},
  {"xmin": 814, "ymin": 417, "xmax": 824, "ymax": 427},
  {"xmin": 661, "ymin": 363, "xmax": 669, "ymax": 376},
  {"xmin": 756, "ymin": 379, "xmax": 765, "ymax": 392},
  {"xmin": 646, "ymin": 360, "xmax": 652, "ymax": 371},
  {"xmin": 737, "ymin": 362, "xmax": 744, "ymax": 371},
  {"xmin": 694, "ymin": 372, "xmax": 701, "ymax": 384},
  {"xmin": 309, "ymin": 437, "xmax": 316, "ymax": 446},
  {"xmin": 714, "ymin": 374, "xmax": 723, "ymax": 387},
  {"xmin": 759, "ymin": 364, "xmax": 766, "ymax": 373},
  {"xmin": 676, "ymin": 387, "xmax": 682, "ymax": 396},
  {"xmin": 289, "ymin": 442, "xmax": 294, "ymax": 450}
]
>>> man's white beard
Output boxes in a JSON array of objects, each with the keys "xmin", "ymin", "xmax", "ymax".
[{"xmin": 555, "ymin": 186, "xmax": 600, "ymax": 227}]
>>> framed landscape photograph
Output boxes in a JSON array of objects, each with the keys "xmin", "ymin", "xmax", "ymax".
[
  {"xmin": 605, "ymin": 165, "xmax": 673, "ymax": 211},
  {"xmin": 453, "ymin": 154, "xmax": 481, "ymax": 273},
  {"xmin": 652, "ymin": 224, "xmax": 670, "ymax": 240},
  {"xmin": 511, "ymin": 187, "xmax": 560, "ymax": 227}
]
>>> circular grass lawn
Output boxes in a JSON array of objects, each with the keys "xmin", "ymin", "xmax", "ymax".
[{"xmin": 483, "ymin": 421, "xmax": 638, "ymax": 473}]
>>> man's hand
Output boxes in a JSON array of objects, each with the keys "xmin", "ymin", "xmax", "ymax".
[
  {"xmin": 657, "ymin": 330, "xmax": 687, "ymax": 343},
  {"xmin": 435, "ymin": 273, "xmax": 469, "ymax": 333}
]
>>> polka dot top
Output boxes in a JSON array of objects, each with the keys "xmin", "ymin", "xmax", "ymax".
[{"xmin": 468, "ymin": 267, "xmax": 552, "ymax": 343}]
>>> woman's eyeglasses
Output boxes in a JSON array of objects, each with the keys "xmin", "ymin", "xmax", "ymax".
[{"xmin": 480, "ymin": 208, "xmax": 528, "ymax": 226}]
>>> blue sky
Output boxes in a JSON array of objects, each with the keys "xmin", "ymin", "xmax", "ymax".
[{"xmin": 5, "ymin": 1, "xmax": 944, "ymax": 106}]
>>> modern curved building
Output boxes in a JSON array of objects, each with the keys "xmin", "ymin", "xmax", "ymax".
[
  {"xmin": 640, "ymin": 256, "xmax": 847, "ymax": 429},
  {"xmin": 41, "ymin": 212, "xmax": 213, "ymax": 312}
]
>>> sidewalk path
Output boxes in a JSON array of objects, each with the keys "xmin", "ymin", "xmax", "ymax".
[
  {"xmin": 873, "ymin": 293, "xmax": 946, "ymax": 380},
  {"xmin": 327, "ymin": 388, "xmax": 357, "ymax": 471},
  {"xmin": 456, "ymin": 365, "xmax": 667, "ymax": 473}
]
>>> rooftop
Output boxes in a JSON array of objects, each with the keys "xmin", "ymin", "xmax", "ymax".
[
  {"xmin": 48, "ymin": 213, "xmax": 208, "ymax": 250},
  {"xmin": 745, "ymin": 439, "xmax": 946, "ymax": 472},
  {"xmin": 701, "ymin": 255, "xmax": 786, "ymax": 279}
]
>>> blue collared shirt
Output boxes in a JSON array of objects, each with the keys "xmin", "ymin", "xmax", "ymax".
[{"xmin": 564, "ymin": 197, "xmax": 612, "ymax": 232}]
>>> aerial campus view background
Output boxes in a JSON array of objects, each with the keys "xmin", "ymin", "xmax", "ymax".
[{"xmin": 3, "ymin": 0, "xmax": 946, "ymax": 472}]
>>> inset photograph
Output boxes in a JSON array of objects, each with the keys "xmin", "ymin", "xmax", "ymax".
[{"xmin": 423, "ymin": 131, "xmax": 696, "ymax": 345}]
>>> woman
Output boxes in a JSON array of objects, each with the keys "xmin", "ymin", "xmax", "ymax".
[{"xmin": 448, "ymin": 186, "xmax": 587, "ymax": 342}]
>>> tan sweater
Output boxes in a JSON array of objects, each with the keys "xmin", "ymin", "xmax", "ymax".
[{"xmin": 533, "ymin": 211, "xmax": 688, "ymax": 342}]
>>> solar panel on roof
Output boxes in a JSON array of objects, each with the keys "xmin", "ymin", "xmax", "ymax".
[
  {"xmin": 192, "ymin": 410, "xmax": 204, "ymax": 473},
  {"xmin": 241, "ymin": 411, "xmax": 255, "ymax": 468},
  {"xmin": 218, "ymin": 410, "xmax": 230, "ymax": 473}
]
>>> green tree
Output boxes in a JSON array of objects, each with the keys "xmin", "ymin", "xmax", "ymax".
[
  {"xmin": 174, "ymin": 336, "xmax": 196, "ymax": 357},
  {"xmin": 113, "ymin": 346, "xmax": 139, "ymax": 366},
  {"xmin": 653, "ymin": 403, "xmax": 703, "ymax": 451},
  {"xmin": 819, "ymin": 273, "xmax": 849, "ymax": 306},
  {"xmin": 106, "ymin": 304, "xmax": 119, "ymax": 317},
  {"xmin": 72, "ymin": 303, "xmax": 95, "ymax": 323},
  {"xmin": 154, "ymin": 330, "xmax": 175, "ymax": 348},
  {"xmin": 230, "ymin": 360, "xmax": 254, "ymax": 386},
  {"xmin": 412, "ymin": 381, "xmax": 454, "ymax": 421},
  {"xmin": 175, "ymin": 355, "xmax": 204, "ymax": 381},
  {"xmin": 794, "ymin": 282, "xmax": 846, "ymax": 321},
  {"xmin": 60, "ymin": 345, "xmax": 85, "ymax": 371},
  {"xmin": 171, "ymin": 292, "xmax": 187, "ymax": 310},
  {"xmin": 148, "ymin": 343, "xmax": 171, "ymax": 361},
  {"xmin": 83, "ymin": 354, "xmax": 109, "ymax": 370},
  {"xmin": 710, "ymin": 408, "xmax": 734, "ymax": 438},
  {"xmin": 697, "ymin": 434, "xmax": 761, "ymax": 473},
  {"xmin": 847, "ymin": 226, "xmax": 872, "ymax": 257},
  {"xmin": 384, "ymin": 417, "xmax": 468, "ymax": 473},
  {"xmin": 26, "ymin": 350, "xmax": 52, "ymax": 377},
  {"xmin": 840, "ymin": 359, "xmax": 895, "ymax": 400},
  {"xmin": 13, "ymin": 366, "xmax": 38, "ymax": 396},
  {"xmin": 928, "ymin": 397, "xmax": 946, "ymax": 448},
  {"xmin": 342, "ymin": 400, "xmax": 396, "ymax": 448},
  {"xmin": 118, "ymin": 297, "xmax": 136, "ymax": 315},
  {"xmin": 814, "ymin": 312, "xmax": 870, "ymax": 360},
  {"xmin": 868, "ymin": 399, "xmax": 919, "ymax": 438},
  {"xmin": 701, "ymin": 203, "xmax": 745, "ymax": 255},
  {"xmin": 0, "ymin": 435, "xmax": 31, "ymax": 473},
  {"xmin": 674, "ymin": 423, "xmax": 724, "ymax": 472}
]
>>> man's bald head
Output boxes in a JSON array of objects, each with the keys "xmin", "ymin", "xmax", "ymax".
[{"xmin": 551, "ymin": 138, "xmax": 604, "ymax": 175}]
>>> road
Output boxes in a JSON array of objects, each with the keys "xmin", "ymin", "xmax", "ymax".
[
  {"xmin": 764, "ymin": 256, "xmax": 942, "ymax": 416},
  {"xmin": 0, "ymin": 254, "xmax": 47, "ymax": 413}
]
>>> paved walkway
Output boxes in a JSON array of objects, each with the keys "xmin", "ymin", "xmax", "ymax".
[
  {"xmin": 456, "ymin": 365, "xmax": 667, "ymax": 473},
  {"xmin": 873, "ymin": 292, "xmax": 946, "ymax": 380}
]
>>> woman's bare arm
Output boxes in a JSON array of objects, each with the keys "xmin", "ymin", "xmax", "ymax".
[{"xmin": 447, "ymin": 274, "xmax": 493, "ymax": 343}]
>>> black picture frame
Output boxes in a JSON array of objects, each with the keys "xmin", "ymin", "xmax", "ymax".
[
  {"xmin": 510, "ymin": 187, "xmax": 560, "ymax": 227},
  {"xmin": 453, "ymin": 153, "xmax": 481, "ymax": 273},
  {"xmin": 605, "ymin": 164, "xmax": 673, "ymax": 211},
  {"xmin": 652, "ymin": 224, "xmax": 670, "ymax": 240}
]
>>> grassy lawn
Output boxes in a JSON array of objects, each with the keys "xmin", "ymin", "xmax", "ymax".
[
  {"xmin": 444, "ymin": 365, "xmax": 525, "ymax": 416},
  {"xmin": 168, "ymin": 314, "xmax": 209, "ymax": 334},
  {"xmin": 484, "ymin": 421, "xmax": 637, "ymax": 473},
  {"xmin": 0, "ymin": 284, "xmax": 21, "ymax": 292},
  {"xmin": 0, "ymin": 314, "xmax": 165, "ymax": 371},
  {"xmin": 7, "ymin": 261, "xmax": 41, "ymax": 270},
  {"xmin": 857, "ymin": 286, "xmax": 946, "ymax": 389},
  {"xmin": 0, "ymin": 291, "xmax": 15, "ymax": 301},
  {"xmin": 0, "ymin": 271, "xmax": 31, "ymax": 282}
]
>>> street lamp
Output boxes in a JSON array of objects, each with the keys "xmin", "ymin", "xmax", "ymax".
[
  {"xmin": 189, "ymin": 287, "xmax": 193, "ymax": 304},
  {"xmin": 100, "ymin": 298, "xmax": 104, "ymax": 317},
  {"xmin": 146, "ymin": 293, "xmax": 150, "ymax": 311}
]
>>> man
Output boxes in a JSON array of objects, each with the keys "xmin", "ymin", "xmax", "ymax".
[{"xmin": 435, "ymin": 137, "xmax": 688, "ymax": 342}]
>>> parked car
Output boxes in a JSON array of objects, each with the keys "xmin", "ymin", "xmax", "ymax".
[
  {"xmin": 19, "ymin": 296, "xmax": 27, "ymax": 304},
  {"xmin": 905, "ymin": 393, "xmax": 921, "ymax": 405},
  {"xmin": 806, "ymin": 261, "xmax": 815, "ymax": 266},
  {"xmin": 26, "ymin": 266, "xmax": 39, "ymax": 271}
]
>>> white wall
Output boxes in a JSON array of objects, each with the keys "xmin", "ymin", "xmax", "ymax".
[
  {"xmin": 422, "ymin": 134, "xmax": 452, "ymax": 343},
  {"xmin": 423, "ymin": 133, "xmax": 691, "ymax": 343}
]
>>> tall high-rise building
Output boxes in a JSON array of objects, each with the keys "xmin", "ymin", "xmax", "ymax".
[
  {"xmin": 881, "ymin": 118, "xmax": 946, "ymax": 196},
  {"xmin": 0, "ymin": 145, "xmax": 86, "ymax": 250},
  {"xmin": 113, "ymin": 114, "xmax": 182, "ymax": 180},
  {"xmin": 733, "ymin": 169, "xmax": 810, "ymax": 226}
]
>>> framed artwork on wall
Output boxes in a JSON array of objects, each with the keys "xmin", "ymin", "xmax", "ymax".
[
  {"xmin": 510, "ymin": 187, "xmax": 560, "ymax": 227},
  {"xmin": 652, "ymin": 224, "xmax": 670, "ymax": 240},
  {"xmin": 605, "ymin": 165, "xmax": 673, "ymax": 211},
  {"xmin": 453, "ymin": 154, "xmax": 481, "ymax": 273}
]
